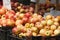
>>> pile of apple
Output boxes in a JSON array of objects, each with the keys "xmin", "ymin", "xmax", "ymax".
[
  {"xmin": 12, "ymin": 13, "xmax": 60, "ymax": 37},
  {"xmin": 0, "ymin": 7, "xmax": 60, "ymax": 37}
]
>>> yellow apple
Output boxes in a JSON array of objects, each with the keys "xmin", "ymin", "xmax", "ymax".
[{"xmin": 50, "ymin": 25, "xmax": 57, "ymax": 30}]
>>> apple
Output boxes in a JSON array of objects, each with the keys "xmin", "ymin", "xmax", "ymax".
[
  {"xmin": 12, "ymin": 27, "xmax": 19, "ymax": 35},
  {"xmin": 26, "ymin": 30, "xmax": 32, "ymax": 36},
  {"xmin": 15, "ymin": 19, "xmax": 23, "ymax": 25},
  {"xmin": 46, "ymin": 15, "xmax": 52, "ymax": 20},
  {"xmin": 30, "ymin": 23, "xmax": 34, "ymax": 28},
  {"xmin": 54, "ymin": 22, "xmax": 59, "ymax": 26},
  {"xmin": 1, "ymin": 18, "xmax": 7, "ymax": 26},
  {"xmin": 41, "ymin": 20, "xmax": 47, "ymax": 25},
  {"xmin": 31, "ymin": 27, "xmax": 38, "ymax": 32},
  {"xmin": 30, "ymin": 17, "xmax": 38, "ymax": 23},
  {"xmin": 50, "ymin": 25, "xmax": 57, "ymax": 30},
  {"xmin": 6, "ymin": 19, "xmax": 15, "ymax": 26},
  {"xmin": 32, "ymin": 13, "xmax": 38, "ymax": 18},
  {"xmin": 19, "ymin": 13, "xmax": 24, "ymax": 19},
  {"xmin": 57, "ymin": 26, "xmax": 60, "ymax": 30},
  {"xmin": 22, "ymin": 17, "xmax": 28, "ymax": 23},
  {"xmin": 16, "ymin": 24, "xmax": 23, "ymax": 30},
  {"xmin": 19, "ymin": 33, "xmax": 26, "ymax": 37},
  {"xmin": 20, "ymin": 27, "xmax": 27, "ymax": 33},
  {"xmin": 47, "ymin": 20, "xmax": 53, "ymax": 25},
  {"xmin": 39, "ymin": 29, "xmax": 46, "ymax": 36},
  {"xmin": 44, "ymin": 30, "xmax": 51, "ymax": 36},
  {"xmin": 0, "ymin": 8, "xmax": 6, "ymax": 15},
  {"xmin": 35, "ymin": 22, "xmax": 43, "ymax": 29},
  {"xmin": 25, "ymin": 23, "xmax": 30, "ymax": 28},
  {"xmin": 25, "ymin": 9, "xmax": 29, "ymax": 12},
  {"xmin": 9, "ymin": 10, "xmax": 15, "ymax": 15},
  {"xmin": 32, "ymin": 32, "xmax": 37, "ymax": 36},
  {"xmin": 44, "ymin": 26, "xmax": 50, "ymax": 30},
  {"xmin": 54, "ymin": 29, "xmax": 60, "ymax": 36},
  {"xmin": 54, "ymin": 18, "xmax": 59, "ymax": 22},
  {"xmin": 25, "ymin": 13, "xmax": 31, "ymax": 18},
  {"xmin": 20, "ymin": 9, "xmax": 24, "ymax": 13},
  {"xmin": 37, "ymin": 15, "xmax": 42, "ymax": 20}
]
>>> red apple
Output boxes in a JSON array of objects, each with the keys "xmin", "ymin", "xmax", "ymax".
[
  {"xmin": 12, "ymin": 27, "xmax": 19, "ymax": 34},
  {"xmin": 25, "ymin": 13, "xmax": 31, "ymax": 18},
  {"xmin": 0, "ymin": 8, "xmax": 6, "ymax": 15},
  {"xmin": 22, "ymin": 17, "xmax": 28, "ymax": 23},
  {"xmin": 15, "ymin": 19, "xmax": 23, "ymax": 25}
]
